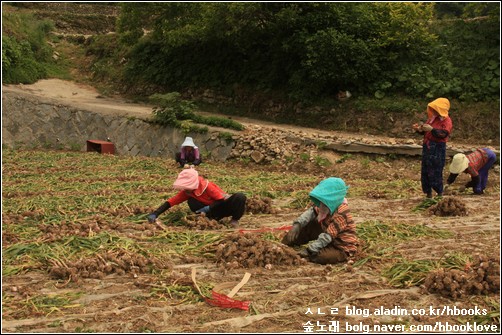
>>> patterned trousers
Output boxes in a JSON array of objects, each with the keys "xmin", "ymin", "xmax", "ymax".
[{"xmin": 421, "ymin": 141, "xmax": 446, "ymax": 195}]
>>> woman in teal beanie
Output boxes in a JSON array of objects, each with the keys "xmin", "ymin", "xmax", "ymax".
[{"xmin": 282, "ymin": 177, "xmax": 359, "ymax": 264}]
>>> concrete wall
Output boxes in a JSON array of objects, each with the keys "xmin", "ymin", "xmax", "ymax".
[{"xmin": 2, "ymin": 91, "xmax": 234, "ymax": 161}]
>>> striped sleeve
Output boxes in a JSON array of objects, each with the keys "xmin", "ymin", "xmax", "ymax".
[
  {"xmin": 324, "ymin": 203, "xmax": 358, "ymax": 254},
  {"xmin": 325, "ymin": 203, "xmax": 350, "ymax": 239}
]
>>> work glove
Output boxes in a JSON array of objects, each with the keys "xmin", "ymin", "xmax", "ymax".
[
  {"xmin": 297, "ymin": 248, "xmax": 311, "ymax": 258},
  {"xmin": 147, "ymin": 202, "xmax": 171, "ymax": 223},
  {"xmin": 195, "ymin": 205, "xmax": 210, "ymax": 214},
  {"xmin": 298, "ymin": 246, "xmax": 320, "ymax": 259},
  {"xmin": 309, "ymin": 233, "xmax": 332, "ymax": 254},
  {"xmin": 282, "ymin": 223, "xmax": 301, "ymax": 245},
  {"xmin": 421, "ymin": 124, "xmax": 433, "ymax": 132}
]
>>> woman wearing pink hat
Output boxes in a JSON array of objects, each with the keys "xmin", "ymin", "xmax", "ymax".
[
  {"xmin": 445, "ymin": 148, "xmax": 497, "ymax": 195},
  {"xmin": 147, "ymin": 168, "xmax": 246, "ymax": 226}
]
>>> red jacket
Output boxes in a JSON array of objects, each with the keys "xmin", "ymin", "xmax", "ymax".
[
  {"xmin": 166, "ymin": 176, "xmax": 227, "ymax": 207},
  {"xmin": 424, "ymin": 116, "xmax": 453, "ymax": 145}
]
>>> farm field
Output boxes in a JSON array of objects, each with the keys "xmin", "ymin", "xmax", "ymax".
[{"xmin": 1, "ymin": 148, "xmax": 500, "ymax": 333}]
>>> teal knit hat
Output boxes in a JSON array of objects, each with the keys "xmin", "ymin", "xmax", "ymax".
[{"xmin": 309, "ymin": 177, "xmax": 348, "ymax": 215}]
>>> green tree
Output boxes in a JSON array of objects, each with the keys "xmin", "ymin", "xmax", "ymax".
[
  {"xmin": 115, "ymin": 2, "xmax": 498, "ymax": 102},
  {"xmin": 2, "ymin": 10, "xmax": 54, "ymax": 84}
]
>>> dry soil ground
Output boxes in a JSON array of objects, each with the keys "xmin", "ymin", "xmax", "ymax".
[{"xmin": 1, "ymin": 80, "xmax": 501, "ymax": 333}]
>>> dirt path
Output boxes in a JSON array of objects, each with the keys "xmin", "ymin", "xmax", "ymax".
[
  {"xmin": 3, "ymin": 79, "xmax": 496, "ymax": 155},
  {"xmin": 3, "ymin": 79, "xmax": 153, "ymax": 120}
]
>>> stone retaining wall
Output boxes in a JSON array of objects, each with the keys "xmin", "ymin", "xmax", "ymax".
[{"xmin": 2, "ymin": 92, "xmax": 234, "ymax": 161}]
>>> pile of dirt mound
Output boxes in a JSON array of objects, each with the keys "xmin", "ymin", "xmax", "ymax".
[
  {"xmin": 246, "ymin": 195, "xmax": 277, "ymax": 214},
  {"xmin": 38, "ymin": 218, "xmax": 162, "ymax": 240},
  {"xmin": 49, "ymin": 249, "xmax": 172, "ymax": 282},
  {"xmin": 215, "ymin": 233, "xmax": 306, "ymax": 269},
  {"xmin": 423, "ymin": 254, "xmax": 499, "ymax": 299},
  {"xmin": 183, "ymin": 214, "xmax": 227, "ymax": 230},
  {"xmin": 39, "ymin": 221, "xmax": 103, "ymax": 241},
  {"xmin": 429, "ymin": 197, "xmax": 468, "ymax": 216}
]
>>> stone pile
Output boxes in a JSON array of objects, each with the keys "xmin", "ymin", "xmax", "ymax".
[{"xmin": 229, "ymin": 125, "xmax": 318, "ymax": 165}]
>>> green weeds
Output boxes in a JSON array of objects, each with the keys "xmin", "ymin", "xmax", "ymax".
[
  {"xmin": 350, "ymin": 179, "xmax": 420, "ymax": 199},
  {"xmin": 149, "ymin": 92, "xmax": 244, "ymax": 133},
  {"xmin": 467, "ymin": 297, "xmax": 500, "ymax": 331},
  {"xmin": 24, "ymin": 292, "xmax": 83, "ymax": 316},
  {"xmin": 336, "ymin": 153, "xmax": 352, "ymax": 163},
  {"xmin": 413, "ymin": 197, "xmax": 441, "ymax": 211},
  {"xmin": 354, "ymin": 220, "xmax": 454, "ymax": 268},
  {"xmin": 2, "ymin": 232, "xmax": 144, "ymax": 275},
  {"xmin": 148, "ymin": 231, "xmax": 222, "ymax": 257},
  {"xmin": 382, "ymin": 253, "xmax": 471, "ymax": 288},
  {"xmin": 357, "ymin": 220, "xmax": 452, "ymax": 244},
  {"xmin": 151, "ymin": 284, "xmax": 205, "ymax": 303}
]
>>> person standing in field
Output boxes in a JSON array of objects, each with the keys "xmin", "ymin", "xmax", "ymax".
[{"xmin": 412, "ymin": 98, "xmax": 453, "ymax": 199}]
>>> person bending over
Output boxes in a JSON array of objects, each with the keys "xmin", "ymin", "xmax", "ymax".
[{"xmin": 147, "ymin": 168, "xmax": 246, "ymax": 227}]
